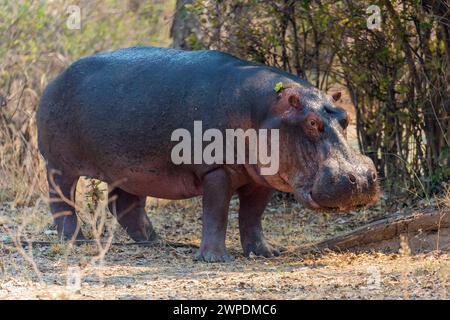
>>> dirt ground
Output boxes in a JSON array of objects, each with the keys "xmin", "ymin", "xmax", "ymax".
[{"xmin": 0, "ymin": 194, "xmax": 448, "ymax": 300}]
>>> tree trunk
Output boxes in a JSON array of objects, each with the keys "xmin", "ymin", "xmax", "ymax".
[{"xmin": 171, "ymin": 0, "xmax": 201, "ymax": 50}]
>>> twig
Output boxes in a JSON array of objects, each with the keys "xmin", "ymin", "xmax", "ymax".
[{"xmin": 0, "ymin": 239, "xmax": 198, "ymax": 249}]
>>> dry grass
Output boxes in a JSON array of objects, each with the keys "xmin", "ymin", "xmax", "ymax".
[{"xmin": 0, "ymin": 191, "xmax": 448, "ymax": 300}]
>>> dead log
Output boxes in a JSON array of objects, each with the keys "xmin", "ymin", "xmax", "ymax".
[{"xmin": 300, "ymin": 208, "xmax": 450, "ymax": 254}]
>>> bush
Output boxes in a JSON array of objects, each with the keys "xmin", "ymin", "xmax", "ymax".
[{"xmin": 0, "ymin": 0, "xmax": 174, "ymax": 204}]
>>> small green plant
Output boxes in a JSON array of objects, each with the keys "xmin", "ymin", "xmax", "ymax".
[
  {"xmin": 274, "ymin": 82, "xmax": 283, "ymax": 93},
  {"xmin": 79, "ymin": 243, "xmax": 99, "ymax": 256},
  {"xmin": 48, "ymin": 242, "xmax": 71, "ymax": 257},
  {"xmin": 85, "ymin": 178, "xmax": 104, "ymax": 215}
]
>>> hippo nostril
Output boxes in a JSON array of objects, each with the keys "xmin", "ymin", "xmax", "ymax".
[
  {"xmin": 348, "ymin": 173, "xmax": 357, "ymax": 184},
  {"xmin": 368, "ymin": 170, "xmax": 377, "ymax": 184}
]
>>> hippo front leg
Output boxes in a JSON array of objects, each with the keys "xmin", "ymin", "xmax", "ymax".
[
  {"xmin": 238, "ymin": 184, "xmax": 280, "ymax": 257},
  {"xmin": 196, "ymin": 168, "xmax": 234, "ymax": 263}
]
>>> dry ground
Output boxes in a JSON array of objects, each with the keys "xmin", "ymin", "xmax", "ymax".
[{"xmin": 0, "ymin": 192, "xmax": 448, "ymax": 300}]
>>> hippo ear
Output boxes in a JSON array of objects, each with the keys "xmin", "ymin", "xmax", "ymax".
[
  {"xmin": 275, "ymin": 88, "xmax": 302, "ymax": 113},
  {"xmin": 281, "ymin": 88, "xmax": 301, "ymax": 109},
  {"xmin": 288, "ymin": 93, "xmax": 301, "ymax": 108},
  {"xmin": 331, "ymin": 91, "xmax": 342, "ymax": 102}
]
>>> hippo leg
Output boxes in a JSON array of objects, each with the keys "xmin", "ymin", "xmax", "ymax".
[
  {"xmin": 107, "ymin": 188, "xmax": 158, "ymax": 242},
  {"xmin": 238, "ymin": 184, "xmax": 280, "ymax": 257},
  {"xmin": 46, "ymin": 167, "xmax": 84, "ymax": 241},
  {"xmin": 196, "ymin": 168, "xmax": 234, "ymax": 263}
]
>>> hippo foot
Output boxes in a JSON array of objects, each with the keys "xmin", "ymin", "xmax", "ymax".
[
  {"xmin": 133, "ymin": 234, "xmax": 161, "ymax": 247},
  {"xmin": 54, "ymin": 215, "xmax": 85, "ymax": 242},
  {"xmin": 128, "ymin": 228, "xmax": 159, "ymax": 243},
  {"xmin": 195, "ymin": 248, "xmax": 235, "ymax": 263},
  {"xmin": 242, "ymin": 239, "xmax": 280, "ymax": 258}
]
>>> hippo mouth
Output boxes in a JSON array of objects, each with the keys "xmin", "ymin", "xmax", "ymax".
[
  {"xmin": 294, "ymin": 186, "xmax": 368, "ymax": 212},
  {"xmin": 295, "ymin": 188, "xmax": 321, "ymax": 210},
  {"xmin": 292, "ymin": 157, "xmax": 380, "ymax": 212},
  {"xmin": 282, "ymin": 174, "xmax": 377, "ymax": 212},
  {"xmin": 312, "ymin": 188, "xmax": 378, "ymax": 212},
  {"xmin": 279, "ymin": 176, "xmax": 329, "ymax": 210}
]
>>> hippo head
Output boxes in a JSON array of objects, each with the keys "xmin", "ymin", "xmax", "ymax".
[{"xmin": 261, "ymin": 85, "xmax": 379, "ymax": 211}]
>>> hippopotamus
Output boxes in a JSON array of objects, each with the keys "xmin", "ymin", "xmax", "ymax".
[{"xmin": 37, "ymin": 46, "xmax": 379, "ymax": 262}]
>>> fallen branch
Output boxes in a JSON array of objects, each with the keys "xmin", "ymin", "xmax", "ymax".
[{"xmin": 300, "ymin": 208, "xmax": 450, "ymax": 254}]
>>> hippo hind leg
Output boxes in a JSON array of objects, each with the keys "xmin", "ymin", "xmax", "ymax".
[
  {"xmin": 46, "ymin": 166, "xmax": 85, "ymax": 241},
  {"xmin": 107, "ymin": 188, "xmax": 158, "ymax": 242}
]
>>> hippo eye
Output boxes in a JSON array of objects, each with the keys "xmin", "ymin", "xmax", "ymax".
[
  {"xmin": 302, "ymin": 112, "xmax": 324, "ymax": 139},
  {"xmin": 324, "ymin": 105, "xmax": 334, "ymax": 114},
  {"xmin": 339, "ymin": 113, "xmax": 349, "ymax": 129}
]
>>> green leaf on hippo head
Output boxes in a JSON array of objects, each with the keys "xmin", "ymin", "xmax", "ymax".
[{"xmin": 274, "ymin": 82, "xmax": 283, "ymax": 93}]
